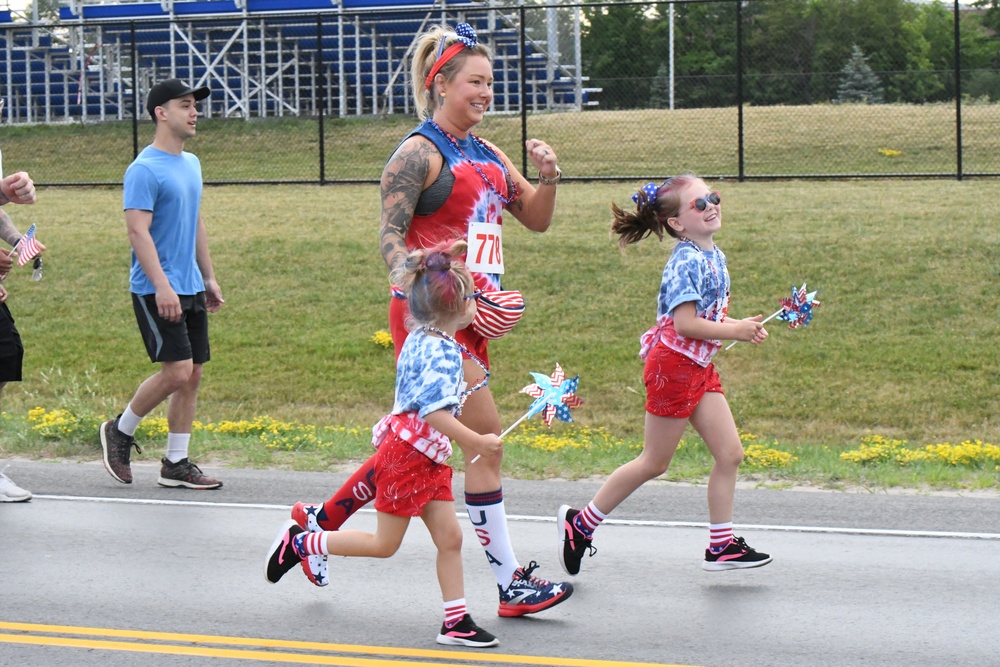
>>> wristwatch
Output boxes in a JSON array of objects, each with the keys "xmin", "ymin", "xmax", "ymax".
[{"xmin": 538, "ymin": 166, "xmax": 562, "ymax": 186}]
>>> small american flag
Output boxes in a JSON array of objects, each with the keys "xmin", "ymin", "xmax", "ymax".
[{"xmin": 15, "ymin": 224, "xmax": 42, "ymax": 267}]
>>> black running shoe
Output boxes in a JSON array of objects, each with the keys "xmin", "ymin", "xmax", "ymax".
[
  {"xmin": 497, "ymin": 561, "xmax": 573, "ymax": 617},
  {"xmin": 100, "ymin": 415, "xmax": 141, "ymax": 484},
  {"xmin": 158, "ymin": 458, "xmax": 223, "ymax": 490},
  {"xmin": 264, "ymin": 520, "xmax": 305, "ymax": 584},
  {"xmin": 702, "ymin": 536, "xmax": 772, "ymax": 571},
  {"xmin": 436, "ymin": 614, "xmax": 499, "ymax": 648},
  {"xmin": 557, "ymin": 504, "xmax": 595, "ymax": 576}
]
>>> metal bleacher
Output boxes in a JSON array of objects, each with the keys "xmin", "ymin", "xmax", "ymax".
[{"xmin": 0, "ymin": 0, "xmax": 599, "ymax": 124}]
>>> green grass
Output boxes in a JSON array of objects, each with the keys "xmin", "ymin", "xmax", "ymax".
[
  {"xmin": 0, "ymin": 177, "xmax": 998, "ymax": 492},
  {"xmin": 4, "ymin": 102, "xmax": 1000, "ymax": 184}
]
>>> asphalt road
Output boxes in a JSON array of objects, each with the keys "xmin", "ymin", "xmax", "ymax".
[{"xmin": 1, "ymin": 460, "xmax": 998, "ymax": 667}]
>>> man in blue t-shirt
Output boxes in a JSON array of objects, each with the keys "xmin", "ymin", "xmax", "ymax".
[{"xmin": 100, "ymin": 79, "xmax": 225, "ymax": 490}]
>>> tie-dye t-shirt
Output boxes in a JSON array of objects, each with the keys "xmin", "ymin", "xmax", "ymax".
[
  {"xmin": 639, "ymin": 241, "xmax": 731, "ymax": 366},
  {"xmin": 373, "ymin": 329, "xmax": 465, "ymax": 464}
]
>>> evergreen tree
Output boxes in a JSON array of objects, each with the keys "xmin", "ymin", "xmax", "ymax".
[
  {"xmin": 835, "ymin": 45, "xmax": 885, "ymax": 104},
  {"xmin": 648, "ymin": 62, "xmax": 671, "ymax": 109}
]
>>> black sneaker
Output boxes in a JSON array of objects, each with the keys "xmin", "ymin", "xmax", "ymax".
[
  {"xmin": 436, "ymin": 614, "xmax": 499, "ymax": 648},
  {"xmin": 264, "ymin": 519, "xmax": 305, "ymax": 584},
  {"xmin": 702, "ymin": 536, "xmax": 772, "ymax": 571},
  {"xmin": 158, "ymin": 458, "xmax": 223, "ymax": 490},
  {"xmin": 497, "ymin": 561, "xmax": 573, "ymax": 617},
  {"xmin": 557, "ymin": 505, "xmax": 596, "ymax": 576},
  {"xmin": 100, "ymin": 415, "xmax": 141, "ymax": 484}
]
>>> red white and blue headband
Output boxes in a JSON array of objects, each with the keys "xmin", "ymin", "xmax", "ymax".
[{"xmin": 424, "ymin": 23, "xmax": 479, "ymax": 90}]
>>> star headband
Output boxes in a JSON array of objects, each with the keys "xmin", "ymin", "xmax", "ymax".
[
  {"xmin": 632, "ymin": 182, "xmax": 660, "ymax": 207},
  {"xmin": 425, "ymin": 23, "xmax": 479, "ymax": 90}
]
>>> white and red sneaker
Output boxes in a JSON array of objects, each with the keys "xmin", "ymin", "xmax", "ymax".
[{"xmin": 290, "ymin": 502, "xmax": 328, "ymax": 587}]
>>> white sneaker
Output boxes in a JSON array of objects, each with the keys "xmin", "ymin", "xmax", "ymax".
[{"xmin": 0, "ymin": 467, "xmax": 32, "ymax": 502}]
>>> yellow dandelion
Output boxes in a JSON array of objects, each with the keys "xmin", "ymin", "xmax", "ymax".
[{"xmin": 371, "ymin": 330, "xmax": 394, "ymax": 349}]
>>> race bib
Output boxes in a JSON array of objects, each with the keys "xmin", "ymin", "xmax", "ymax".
[{"xmin": 466, "ymin": 222, "xmax": 505, "ymax": 275}]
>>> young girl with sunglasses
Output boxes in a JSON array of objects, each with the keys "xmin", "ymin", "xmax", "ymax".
[
  {"xmin": 265, "ymin": 240, "xmax": 502, "ymax": 648},
  {"xmin": 556, "ymin": 174, "xmax": 773, "ymax": 577}
]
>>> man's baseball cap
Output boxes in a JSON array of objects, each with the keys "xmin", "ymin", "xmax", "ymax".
[{"xmin": 146, "ymin": 79, "xmax": 210, "ymax": 118}]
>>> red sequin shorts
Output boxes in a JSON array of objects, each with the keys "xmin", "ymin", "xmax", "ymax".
[
  {"xmin": 643, "ymin": 343, "xmax": 723, "ymax": 418},
  {"xmin": 373, "ymin": 430, "xmax": 454, "ymax": 517}
]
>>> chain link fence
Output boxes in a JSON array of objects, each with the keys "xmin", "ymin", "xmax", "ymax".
[{"xmin": 1, "ymin": 0, "xmax": 997, "ymax": 184}]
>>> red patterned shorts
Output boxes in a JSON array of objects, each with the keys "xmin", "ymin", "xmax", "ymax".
[
  {"xmin": 643, "ymin": 343, "xmax": 723, "ymax": 418},
  {"xmin": 373, "ymin": 431, "xmax": 454, "ymax": 517}
]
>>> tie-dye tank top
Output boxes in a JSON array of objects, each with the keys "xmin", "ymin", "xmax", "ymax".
[{"xmin": 400, "ymin": 119, "xmax": 517, "ymax": 292}]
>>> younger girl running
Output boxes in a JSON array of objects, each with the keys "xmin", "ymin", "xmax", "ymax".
[
  {"xmin": 265, "ymin": 240, "xmax": 502, "ymax": 648},
  {"xmin": 557, "ymin": 175, "xmax": 772, "ymax": 577}
]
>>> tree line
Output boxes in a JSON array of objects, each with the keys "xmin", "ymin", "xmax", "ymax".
[{"xmin": 579, "ymin": 0, "xmax": 1000, "ymax": 109}]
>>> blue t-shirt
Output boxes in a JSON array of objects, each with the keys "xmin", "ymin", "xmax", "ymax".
[
  {"xmin": 392, "ymin": 329, "xmax": 464, "ymax": 419},
  {"xmin": 123, "ymin": 146, "xmax": 205, "ymax": 296}
]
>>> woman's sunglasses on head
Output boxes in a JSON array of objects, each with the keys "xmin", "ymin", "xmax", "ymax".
[{"xmin": 690, "ymin": 191, "xmax": 721, "ymax": 212}]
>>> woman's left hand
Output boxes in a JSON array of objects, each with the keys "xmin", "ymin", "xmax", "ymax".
[{"xmin": 525, "ymin": 138, "xmax": 559, "ymax": 179}]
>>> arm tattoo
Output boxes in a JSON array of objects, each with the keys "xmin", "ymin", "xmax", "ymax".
[
  {"xmin": 380, "ymin": 140, "xmax": 436, "ymax": 275},
  {"xmin": 0, "ymin": 209, "xmax": 20, "ymax": 247}
]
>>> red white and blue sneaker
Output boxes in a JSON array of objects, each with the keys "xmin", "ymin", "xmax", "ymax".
[
  {"xmin": 702, "ymin": 536, "xmax": 772, "ymax": 571},
  {"xmin": 497, "ymin": 561, "xmax": 573, "ymax": 617},
  {"xmin": 264, "ymin": 520, "xmax": 306, "ymax": 584},
  {"xmin": 557, "ymin": 505, "xmax": 595, "ymax": 576},
  {"xmin": 436, "ymin": 614, "xmax": 499, "ymax": 648},
  {"xmin": 291, "ymin": 502, "xmax": 329, "ymax": 587}
]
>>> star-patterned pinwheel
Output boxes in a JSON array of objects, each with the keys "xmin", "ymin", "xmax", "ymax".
[
  {"xmin": 520, "ymin": 363, "xmax": 584, "ymax": 427},
  {"xmin": 776, "ymin": 283, "xmax": 821, "ymax": 330},
  {"xmin": 496, "ymin": 363, "xmax": 585, "ymax": 439},
  {"xmin": 724, "ymin": 282, "xmax": 822, "ymax": 350}
]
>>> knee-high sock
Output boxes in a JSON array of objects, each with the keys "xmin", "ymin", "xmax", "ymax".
[
  {"xmin": 317, "ymin": 453, "xmax": 378, "ymax": 531},
  {"xmin": 465, "ymin": 488, "xmax": 519, "ymax": 589}
]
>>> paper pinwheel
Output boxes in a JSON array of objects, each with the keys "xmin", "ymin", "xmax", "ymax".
[
  {"xmin": 519, "ymin": 363, "xmax": 584, "ymax": 427},
  {"xmin": 724, "ymin": 282, "xmax": 821, "ymax": 350},
  {"xmin": 776, "ymin": 283, "xmax": 820, "ymax": 330},
  {"xmin": 499, "ymin": 363, "xmax": 584, "ymax": 439},
  {"xmin": 470, "ymin": 364, "xmax": 585, "ymax": 463}
]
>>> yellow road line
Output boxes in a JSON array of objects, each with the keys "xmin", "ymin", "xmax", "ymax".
[{"xmin": 0, "ymin": 622, "xmax": 699, "ymax": 667}]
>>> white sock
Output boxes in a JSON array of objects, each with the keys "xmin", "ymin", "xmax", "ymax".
[
  {"xmin": 117, "ymin": 405, "xmax": 143, "ymax": 436},
  {"xmin": 165, "ymin": 432, "xmax": 191, "ymax": 463},
  {"xmin": 466, "ymin": 489, "xmax": 519, "ymax": 589},
  {"xmin": 443, "ymin": 598, "xmax": 466, "ymax": 627},
  {"xmin": 709, "ymin": 521, "xmax": 734, "ymax": 551}
]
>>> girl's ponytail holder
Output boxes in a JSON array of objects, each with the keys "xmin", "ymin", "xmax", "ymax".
[
  {"xmin": 632, "ymin": 182, "xmax": 660, "ymax": 207},
  {"xmin": 423, "ymin": 252, "xmax": 451, "ymax": 271}
]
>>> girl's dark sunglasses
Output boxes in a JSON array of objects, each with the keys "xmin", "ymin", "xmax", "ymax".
[{"xmin": 689, "ymin": 191, "xmax": 721, "ymax": 212}]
